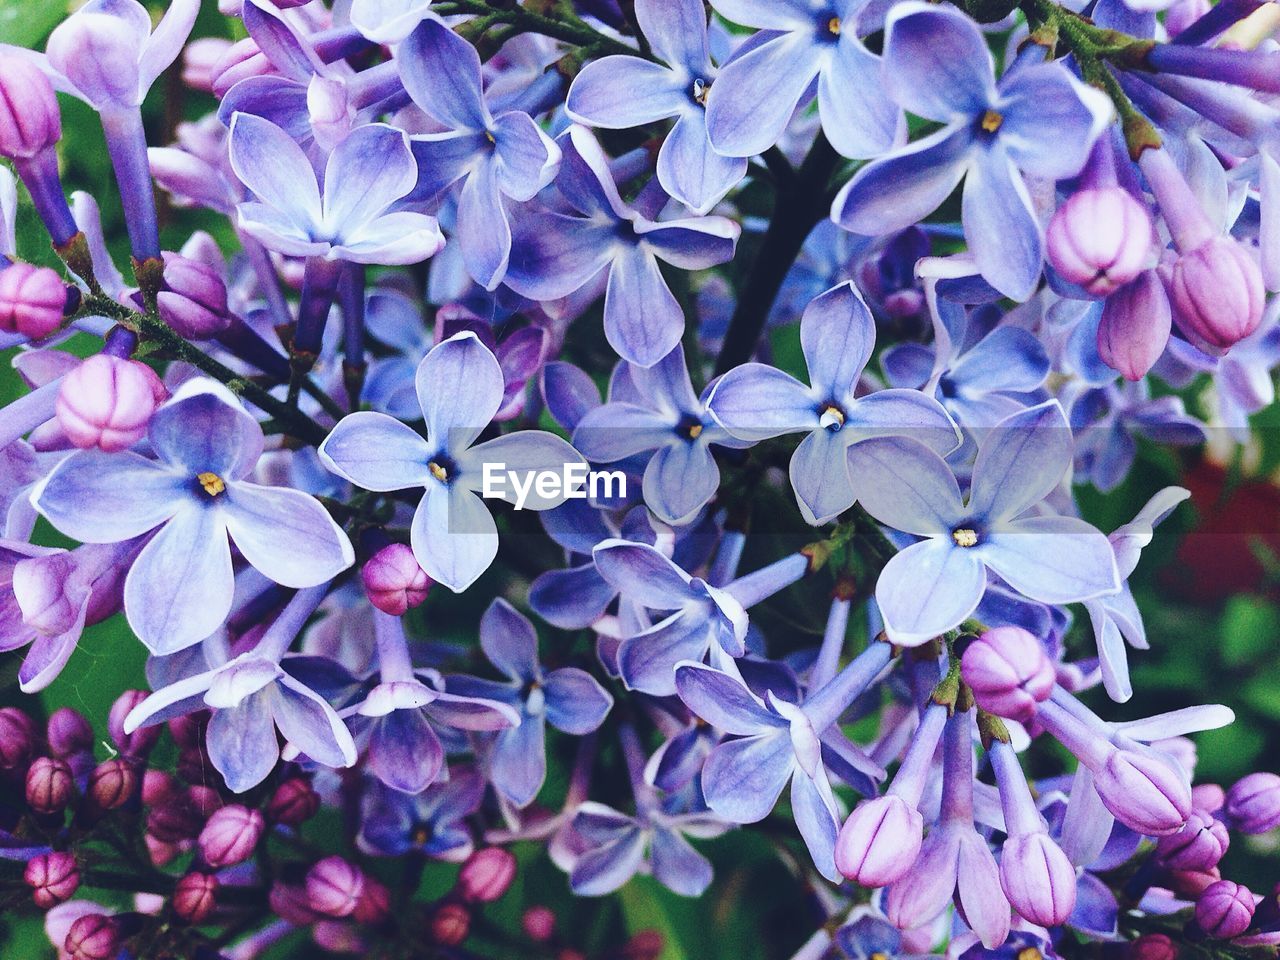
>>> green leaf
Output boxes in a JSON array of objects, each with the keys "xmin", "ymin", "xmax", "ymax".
[
  {"xmin": 0, "ymin": 0, "xmax": 64, "ymax": 48},
  {"xmin": 1218, "ymin": 595, "xmax": 1280, "ymax": 668}
]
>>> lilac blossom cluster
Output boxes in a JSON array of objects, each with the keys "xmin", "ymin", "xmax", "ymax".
[{"xmin": 0, "ymin": 0, "xmax": 1277, "ymax": 956}]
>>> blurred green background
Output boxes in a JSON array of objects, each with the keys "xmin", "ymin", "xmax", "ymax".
[{"xmin": 1, "ymin": 0, "xmax": 1278, "ymax": 956}]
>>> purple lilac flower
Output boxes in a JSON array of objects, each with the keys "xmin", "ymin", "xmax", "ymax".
[
  {"xmin": 319, "ymin": 331, "xmax": 582, "ymax": 592},
  {"xmin": 359, "ymin": 767, "xmax": 487, "ymax": 861},
  {"xmin": 504, "ymin": 126, "xmax": 739, "ymax": 368},
  {"xmin": 398, "ymin": 19, "xmax": 561, "ymax": 290},
  {"xmin": 566, "ymin": 0, "xmax": 745, "ymax": 214},
  {"xmin": 847, "ymin": 401, "xmax": 1119, "ymax": 645},
  {"xmin": 832, "ymin": 2, "xmax": 1111, "ymax": 299},
  {"xmin": 708, "ymin": 282, "xmax": 960, "ymax": 524},
  {"xmin": 34, "ymin": 379, "xmax": 354, "ymax": 654},
  {"xmin": 703, "ymin": 0, "xmax": 901, "ymax": 160}
]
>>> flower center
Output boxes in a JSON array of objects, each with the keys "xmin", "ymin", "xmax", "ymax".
[
  {"xmin": 197, "ymin": 472, "xmax": 226, "ymax": 497},
  {"xmin": 1017, "ymin": 950, "xmax": 1043, "ymax": 960},
  {"xmin": 692, "ymin": 78, "xmax": 709, "ymax": 106},
  {"xmin": 980, "ymin": 109, "xmax": 1003, "ymax": 133},
  {"xmin": 428, "ymin": 461, "xmax": 449, "ymax": 482},
  {"xmin": 952, "ymin": 527, "xmax": 979, "ymax": 548},
  {"xmin": 819, "ymin": 403, "xmax": 845, "ymax": 431},
  {"xmin": 484, "ymin": 129, "xmax": 496, "ymax": 144},
  {"xmin": 826, "ymin": 15, "xmax": 842, "ymax": 35}
]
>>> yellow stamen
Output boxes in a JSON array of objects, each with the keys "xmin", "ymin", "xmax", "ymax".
[
  {"xmin": 687, "ymin": 423, "xmax": 704, "ymax": 440},
  {"xmin": 827, "ymin": 15, "xmax": 842, "ymax": 34},
  {"xmin": 1017, "ymin": 949, "xmax": 1042, "ymax": 960},
  {"xmin": 197, "ymin": 472, "xmax": 226, "ymax": 497},
  {"xmin": 820, "ymin": 404, "xmax": 846, "ymax": 429},
  {"xmin": 428, "ymin": 461, "xmax": 448, "ymax": 482},
  {"xmin": 952, "ymin": 528, "xmax": 978, "ymax": 548},
  {"xmin": 980, "ymin": 109, "xmax": 1003, "ymax": 133},
  {"xmin": 484, "ymin": 130, "xmax": 496, "ymax": 144},
  {"xmin": 870, "ymin": 954, "xmax": 890, "ymax": 960}
]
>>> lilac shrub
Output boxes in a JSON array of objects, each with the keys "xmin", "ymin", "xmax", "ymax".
[{"xmin": 0, "ymin": 0, "xmax": 1278, "ymax": 957}]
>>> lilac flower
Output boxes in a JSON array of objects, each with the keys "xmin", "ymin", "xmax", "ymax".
[
  {"xmin": 122, "ymin": 588, "xmax": 358, "ymax": 792},
  {"xmin": 448, "ymin": 599, "xmax": 613, "ymax": 808},
  {"xmin": 566, "ymin": 800, "xmax": 725, "ymax": 897},
  {"xmin": 703, "ymin": 0, "xmax": 901, "ymax": 159},
  {"xmin": 504, "ymin": 126, "xmax": 739, "ymax": 368},
  {"xmin": 359, "ymin": 768, "xmax": 486, "ymax": 861},
  {"xmin": 227, "ymin": 114, "xmax": 444, "ymax": 265},
  {"xmin": 349, "ymin": 0, "xmax": 434, "ymax": 44},
  {"xmin": 592, "ymin": 538, "xmax": 808, "ymax": 695},
  {"xmin": 707, "ymin": 282, "xmax": 960, "ymax": 525},
  {"xmin": 847, "ymin": 401, "xmax": 1120, "ymax": 645},
  {"xmin": 319, "ymin": 332, "xmax": 583, "ymax": 592},
  {"xmin": 673, "ymin": 647, "xmax": 889, "ymax": 880},
  {"xmin": 573, "ymin": 344, "xmax": 748, "ymax": 525},
  {"xmin": 566, "ymin": 0, "xmax": 746, "ymax": 214},
  {"xmin": 346, "ymin": 610, "xmax": 519, "ymax": 795},
  {"xmin": 33, "ymin": 379, "xmax": 354, "ymax": 655},
  {"xmin": 832, "ymin": 2, "xmax": 1111, "ymax": 299},
  {"xmin": 398, "ymin": 19, "xmax": 561, "ymax": 289}
]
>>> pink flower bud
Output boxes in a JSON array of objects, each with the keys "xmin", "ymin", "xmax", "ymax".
[
  {"xmin": 26, "ymin": 756, "xmax": 74, "ymax": 815},
  {"xmin": 458, "ymin": 847, "xmax": 517, "ymax": 903},
  {"xmin": 306, "ymin": 856, "xmax": 365, "ymax": 918},
  {"xmin": 0, "ymin": 58, "xmax": 62, "ymax": 159},
  {"xmin": 1156, "ymin": 809, "xmax": 1229, "ymax": 870},
  {"xmin": 88, "ymin": 758, "xmax": 137, "ymax": 811},
  {"xmin": 47, "ymin": 708, "xmax": 93, "ymax": 760},
  {"xmin": 999, "ymin": 832, "xmax": 1077, "ymax": 926},
  {"xmin": 362, "ymin": 543, "xmax": 432, "ymax": 615},
  {"xmin": 146, "ymin": 832, "xmax": 181, "ymax": 867},
  {"xmin": 269, "ymin": 881, "xmax": 323, "ymax": 925},
  {"xmin": 1128, "ymin": 933, "xmax": 1178, "ymax": 960},
  {"xmin": 56, "ymin": 355, "xmax": 166, "ymax": 453},
  {"xmin": 25, "ymin": 851, "xmax": 79, "ymax": 908},
  {"xmin": 174, "ymin": 871, "xmax": 219, "ymax": 924},
  {"xmin": 431, "ymin": 903, "xmax": 471, "ymax": 946},
  {"xmin": 1098, "ymin": 270, "xmax": 1172, "ymax": 381},
  {"xmin": 169, "ymin": 713, "xmax": 206, "ymax": 750},
  {"xmin": 1196, "ymin": 879, "xmax": 1255, "ymax": 938},
  {"xmin": 352, "ymin": 878, "xmax": 390, "ymax": 924},
  {"xmin": 199, "ymin": 804, "xmax": 265, "ymax": 868},
  {"xmin": 1047, "ymin": 187, "xmax": 1153, "ymax": 296},
  {"xmin": 834, "ymin": 794, "xmax": 923, "ymax": 887},
  {"xmin": 0, "ymin": 707, "xmax": 37, "ymax": 775},
  {"xmin": 1094, "ymin": 749, "xmax": 1192, "ymax": 836},
  {"xmin": 1168, "ymin": 236, "xmax": 1265, "ymax": 352},
  {"xmin": 1169, "ymin": 866, "xmax": 1220, "ymax": 899},
  {"xmin": 1225, "ymin": 772, "xmax": 1280, "ymax": 834},
  {"xmin": 142, "ymin": 770, "xmax": 178, "ymax": 807},
  {"xmin": 623, "ymin": 930, "xmax": 665, "ymax": 960},
  {"xmin": 522, "ymin": 906, "xmax": 556, "ymax": 942},
  {"xmin": 147, "ymin": 793, "xmax": 204, "ymax": 843},
  {"xmin": 108, "ymin": 689, "xmax": 162, "ymax": 757},
  {"xmin": 960, "ymin": 627, "xmax": 1055, "ymax": 723},
  {"xmin": 64, "ymin": 913, "xmax": 120, "ymax": 960},
  {"xmin": 182, "ymin": 38, "xmax": 232, "ymax": 93},
  {"xmin": 267, "ymin": 777, "xmax": 320, "ymax": 825},
  {"xmin": 187, "ymin": 784, "xmax": 223, "ymax": 818},
  {"xmin": 0, "ymin": 262, "xmax": 69, "ymax": 339},
  {"xmin": 210, "ymin": 38, "xmax": 273, "ymax": 98},
  {"xmin": 157, "ymin": 253, "xmax": 230, "ymax": 338},
  {"xmin": 1192, "ymin": 783, "xmax": 1226, "ymax": 815}
]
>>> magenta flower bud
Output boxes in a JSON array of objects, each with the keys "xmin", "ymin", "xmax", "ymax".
[
  {"xmin": 187, "ymin": 784, "xmax": 223, "ymax": 818},
  {"xmin": 306, "ymin": 856, "xmax": 365, "ymax": 918},
  {"xmin": 108, "ymin": 689, "xmax": 162, "ymax": 757},
  {"xmin": 0, "ymin": 58, "xmax": 62, "ymax": 160},
  {"xmin": 1169, "ymin": 866, "xmax": 1221, "ymax": 899},
  {"xmin": 174, "ymin": 871, "xmax": 219, "ymax": 924},
  {"xmin": 199, "ymin": 804, "xmax": 265, "ymax": 868},
  {"xmin": 47, "ymin": 708, "xmax": 93, "ymax": 760},
  {"xmin": 352, "ymin": 878, "xmax": 390, "ymax": 924},
  {"xmin": 267, "ymin": 777, "xmax": 320, "ymax": 825},
  {"xmin": 169, "ymin": 713, "xmax": 206, "ymax": 750},
  {"xmin": 25, "ymin": 851, "xmax": 79, "ymax": 908},
  {"xmin": 147, "ymin": 794, "xmax": 204, "ymax": 843},
  {"xmin": 960, "ymin": 627, "xmax": 1055, "ymax": 723},
  {"xmin": 1098, "ymin": 270, "xmax": 1172, "ymax": 381},
  {"xmin": 182, "ymin": 37, "xmax": 232, "ymax": 92},
  {"xmin": 1155, "ymin": 809, "xmax": 1229, "ymax": 870},
  {"xmin": 56, "ymin": 355, "xmax": 166, "ymax": 453},
  {"xmin": 64, "ymin": 913, "xmax": 120, "ymax": 960},
  {"xmin": 0, "ymin": 262, "xmax": 70, "ymax": 340},
  {"xmin": 146, "ymin": 833, "xmax": 180, "ymax": 868},
  {"xmin": 210, "ymin": 38, "xmax": 274, "ymax": 98},
  {"xmin": 0, "ymin": 707, "xmax": 38, "ymax": 775},
  {"xmin": 623, "ymin": 930, "xmax": 666, "ymax": 960},
  {"xmin": 1128, "ymin": 933, "xmax": 1178, "ymax": 960},
  {"xmin": 1225, "ymin": 772, "xmax": 1280, "ymax": 834},
  {"xmin": 431, "ymin": 903, "xmax": 471, "ymax": 946},
  {"xmin": 1047, "ymin": 187, "xmax": 1153, "ymax": 296},
  {"xmin": 269, "ymin": 881, "xmax": 323, "ymax": 925},
  {"xmin": 458, "ymin": 847, "xmax": 517, "ymax": 903},
  {"xmin": 999, "ymin": 832, "xmax": 1076, "ymax": 926},
  {"xmin": 1094, "ymin": 749, "xmax": 1192, "ymax": 836},
  {"xmin": 1193, "ymin": 783, "xmax": 1226, "ymax": 815},
  {"xmin": 26, "ymin": 756, "xmax": 74, "ymax": 816},
  {"xmin": 142, "ymin": 770, "xmax": 177, "ymax": 807},
  {"xmin": 522, "ymin": 906, "xmax": 556, "ymax": 942},
  {"xmin": 362, "ymin": 543, "xmax": 432, "ymax": 615},
  {"xmin": 834, "ymin": 794, "xmax": 923, "ymax": 887},
  {"xmin": 88, "ymin": 758, "xmax": 137, "ymax": 811},
  {"xmin": 1168, "ymin": 236, "xmax": 1265, "ymax": 352},
  {"xmin": 157, "ymin": 253, "xmax": 230, "ymax": 339},
  {"xmin": 1196, "ymin": 879, "xmax": 1256, "ymax": 938}
]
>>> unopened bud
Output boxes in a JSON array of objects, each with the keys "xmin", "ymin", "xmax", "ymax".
[
  {"xmin": 157, "ymin": 253, "xmax": 230, "ymax": 338},
  {"xmin": 960, "ymin": 627, "xmax": 1054, "ymax": 723},
  {"xmin": 0, "ymin": 58, "xmax": 62, "ymax": 159},
  {"xmin": 64, "ymin": 913, "xmax": 120, "ymax": 960},
  {"xmin": 25, "ymin": 851, "xmax": 79, "ymax": 908},
  {"xmin": 522, "ymin": 905, "xmax": 556, "ymax": 942},
  {"xmin": 174, "ymin": 871, "xmax": 219, "ymax": 923},
  {"xmin": 109, "ymin": 689, "xmax": 162, "ymax": 757},
  {"xmin": 362, "ymin": 543, "xmax": 432, "ymax": 615},
  {"xmin": 1168, "ymin": 236, "xmax": 1265, "ymax": 352},
  {"xmin": 26, "ymin": 756, "xmax": 74, "ymax": 815},
  {"xmin": 199, "ymin": 804, "xmax": 264, "ymax": 868},
  {"xmin": 87, "ymin": 758, "xmax": 137, "ymax": 811},
  {"xmin": 57, "ymin": 355, "xmax": 166, "ymax": 453},
  {"xmin": 431, "ymin": 903, "xmax": 470, "ymax": 946},
  {"xmin": 1047, "ymin": 187, "xmax": 1153, "ymax": 296},
  {"xmin": 458, "ymin": 847, "xmax": 517, "ymax": 903},
  {"xmin": 267, "ymin": 777, "xmax": 319, "ymax": 826},
  {"xmin": 1225, "ymin": 772, "xmax": 1280, "ymax": 834},
  {"xmin": 306, "ymin": 856, "xmax": 365, "ymax": 918},
  {"xmin": 0, "ymin": 262, "xmax": 70, "ymax": 340},
  {"xmin": 1196, "ymin": 879, "xmax": 1255, "ymax": 938}
]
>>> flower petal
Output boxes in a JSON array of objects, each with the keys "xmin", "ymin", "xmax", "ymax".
[
  {"xmin": 789, "ymin": 428, "xmax": 857, "ymax": 526},
  {"xmin": 962, "ymin": 145, "xmax": 1043, "ymax": 301},
  {"xmin": 883, "ymin": 1, "xmax": 996, "ymax": 122},
  {"xmin": 617, "ymin": 609, "xmax": 709, "ymax": 696},
  {"xmin": 207, "ymin": 690, "xmax": 279, "ymax": 793},
  {"xmin": 643, "ymin": 440, "xmax": 720, "ymax": 525},
  {"xmin": 702, "ymin": 733, "xmax": 793, "ymax": 823},
  {"xmin": 480, "ymin": 597, "xmax": 539, "ymax": 683},
  {"xmin": 657, "ymin": 110, "xmax": 747, "ymax": 215},
  {"xmin": 566, "ymin": 56, "xmax": 685, "ymax": 127},
  {"xmin": 34, "ymin": 450, "xmax": 184, "ymax": 543},
  {"xmin": 981, "ymin": 515, "xmax": 1120, "ymax": 604},
  {"xmin": 418, "ymin": 331, "xmax": 504, "ymax": 453},
  {"xmin": 844, "ymin": 437, "xmax": 964, "ymax": 535},
  {"xmin": 592, "ymin": 538, "xmax": 693, "ymax": 607},
  {"xmin": 707, "ymin": 363, "xmax": 816, "ymax": 441},
  {"xmin": 705, "ymin": 32, "xmax": 822, "ymax": 158},
  {"xmin": 223, "ymin": 483, "xmax": 353, "ymax": 587},
  {"xmin": 603, "ymin": 246, "xmax": 685, "ymax": 368},
  {"xmin": 410, "ymin": 483, "xmax": 498, "ymax": 592},
  {"xmin": 544, "ymin": 667, "xmax": 614, "ymax": 734},
  {"xmin": 274, "ymin": 674, "xmax": 358, "ymax": 769},
  {"xmin": 227, "ymin": 112, "xmax": 320, "ymax": 229},
  {"xmin": 818, "ymin": 37, "xmax": 899, "ymax": 159},
  {"xmin": 875, "ymin": 537, "xmax": 986, "ymax": 645},
  {"xmin": 319, "ymin": 411, "xmax": 433, "ymax": 491},
  {"xmin": 673, "ymin": 661, "xmax": 782, "ymax": 735},
  {"xmin": 801, "ymin": 281, "xmax": 876, "ymax": 400},
  {"xmin": 398, "ymin": 18, "xmax": 489, "ymax": 132},
  {"xmin": 967, "ymin": 400, "xmax": 1073, "ymax": 523},
  {"xmin": 322, "ymin": 123, "xmax": 418, "ymax": 232}
]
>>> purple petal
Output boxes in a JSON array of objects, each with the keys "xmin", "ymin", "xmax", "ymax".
[
  {"xmin": 574, "ymin": 402, "xmax": 676, "ymax": 460},
  {"xmin": 949, "ymin": 326, "xmax": 1050, "ymax": 394},
  {"xmin": 617, "ymin": 609, "xmax": 709, "ymax": 696},
  {"xmin": 791, "ymin": 771, "xmax": 840, "ymax": 881},
  {"xmin": 458, "ymin": 161, "xmax": 511, "ymax": 289},
  {"xmin": 702, "ymin": 732, "xmax": 793, "ymax": 822},
  {"xmin": 491, "ymin": 111, "xmax": 561, "ymax": 201},
  {"xmin": 643, "ymin": 440, "xmax": 719, "ymax": 524},
  {"xmin": 207, "ymin": 691, "xmax": 279, "ymax": 793},
  {"xmin": 417, "ymin": 332, "xmax": 504, "ymax": 454},
  {"xmin": 490, "ymin": 714, "xmax": 547, "ymax": 807},
  {"xmin": 556, "ymin": 126, "xmax": 631, "ymax": 220},
  {"xmin": 529, "ymin": 564, "xmax": 616, "ymax": 629},
  {"xmin": 322, "ymin": 124, "xmax": 418, "ymax": 230},
  {"xmin": 818, "ymin": 37, "xmax": 899, "ymax": 159},
  {"xmin": 149, "ymin": 383, "xmax": 264, "ymax": 480},
  {"xmin": 570, "ymin": 826, "xmax": 647, "ymax": 895},
  {"xmin": 138, "ymin": 0, "xmax": 199, "ymax": 91},
  {"xmin": 657, "ymin": 109, "xmax": 747, "ymax": 215},
  {"xmin": 883, "ymin": 2, "xmax": 996, "ymax": 122},
  {"xmin": 480, "ymin": 598, "xmax": 539, "ymax": 683},
  {"xmin": 222, "ymin": 483, "xmax": 353, "ymax": 586},
  {"xmin": 673, "ymin": 661, "xmax": 782, "ymax": 735},
  {"xmin": 844, "ymin": 437, "xmax": 964, "ymax": 535},
  {"xmin": 543, "ymin": 667, "xmax": 614, "ymax": 734},
  {"xmin": 542, "ymin": 362, "xmax": 601, "ymax": 432},
  {"xmin": 637, "ymin": 0, "xmax": 709, "ymax": 73},
  {"xmin": 34, "ymin": 451, "xmax": 184, "ymax": 543},
  {"xmin": 843, "ymin": 390, "xmax": 961, "ymax": 454},
  {"xmin": 802, "ymin": 281, "xmax": 876, "ymax": 399},
  {"xmin": 875, "ymin": 537, "xmax": 986, "ymax": 645},
  {"xmin": 332, "ymin": 210, "xmax": 445, "ymax": 265},
  {"xmin": 603, "ymin": 247, "xmax": 684, "ymax": 368},
  {"xmin": 789, "ymin": 428, "xmax": 857, "ymax": 526},
  {"xmin": 999, "ymin": 64, "xmax": 1109, "ymax": 180},
  {"xmin": 460, "ymin": 430, "xmax": 586, "ymax": 509},
  {"xmin": 967, "ymin": 401, "xmax": 1073, "ymax": 523},
  {"xmin": 410, "ymin": 483, "xmax": 498, "ymax": 593},
  {"xmin": 366, "ymin": 708, "xmax": 445, "ymax": 794},
  {"xmin": 592, "ymin": 539, "xmax": 693, "ymax": 607},
  {"xmin": 707, "ymin": 363, "xmax": 817, "ymax": 441},
  {"xmin": 398, "ymin": 18, "xmax": 489, "ymax": 132},
  {"xmin": 962, "ymin": 146, "xmax": 1043, "ymax": 301},
  {"xmin": 566, "ymin": 56, "xmax": 685, "ymax": 127},
  {"xmin": 407, "ymin": 132, "xmax": 487, "ymax": 204},
  {"xmin": 274, "ymin": 674, "xmax": 357, "ymax": 769},
  {"xmin": 650, "ymin": 827, "xmax": 713, "ymax": 896},
  {"xmin": 227, "ymin": 112, "xmax": 320, "ymax": 228},
  {"xmin": 707, "ymin": 0, "xmax": 816, "ymax": 29},
  {"xmin": 705, "ymin": 32, "xmax": 822, "ymax": 158},
  {"xmin": 505, "ymin": 211, "xmax": 617, "ymax": 301},
  {"xmin": 319, "ymin": 411, "xmax": 433, "ymax": 491},
  {"xmin": 982, "ymin": 516, "xmax": 1120, "ymax": 603},
  {"xmin": 638, "ymin": 216, "xmax": 739, "ymax": 268}
]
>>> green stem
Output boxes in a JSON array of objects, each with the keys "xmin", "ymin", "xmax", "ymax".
[{"xmin": 434, "ymin": 0, "xmax": 642, "ymax": 60}]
